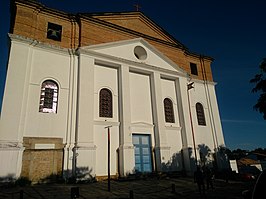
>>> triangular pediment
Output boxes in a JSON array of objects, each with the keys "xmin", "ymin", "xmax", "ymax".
[
  {"xmin": 85, "ymin": 12, "xmax": 184, "ymax": 47},
  {"xmin": 81, "ymin": 38, "xmax": 187, "ymax": 74}
]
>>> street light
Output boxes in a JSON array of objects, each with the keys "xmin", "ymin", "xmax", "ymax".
[
  {"xmin": 105, "ymin": 125, "xmax": 112, "ymax": 192},
  {"xmin": 187, "ymin": 82, "xmax": 198, "ymax": 166}
]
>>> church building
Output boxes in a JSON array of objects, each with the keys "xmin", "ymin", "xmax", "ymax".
[{"xmin": 0, "ymin": 0, "xmax": 228, "ymax": 182}]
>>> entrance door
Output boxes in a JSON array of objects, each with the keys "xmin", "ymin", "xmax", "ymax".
[{"xmin": 132, "ymin": 134, "xmax": 152, "ymax": 173}]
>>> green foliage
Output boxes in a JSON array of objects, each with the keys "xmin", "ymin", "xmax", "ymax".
[
  {"xmin": 224, "ymin": 147, "xmax": 266, "ymax": 160},
  {"xmin": 198, "ymin": 144, "xmax": 212, "ymax": 166},
  {"xmin": 250, "ymin": 58, "xmax": 266, "ymax": 119},
  {"xmin": 253, "ymin": 147, "xmax": 266, "ymax": 154}
]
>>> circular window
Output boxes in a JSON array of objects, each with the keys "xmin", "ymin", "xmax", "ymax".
[{"xmin": 134, "ymin": 46, "xmax": 147, "ymax": 60}]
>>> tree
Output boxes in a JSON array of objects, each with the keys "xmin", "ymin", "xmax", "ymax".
[
  {"xmin": 198, "ymin": 144, "xmax": 211, "ymax": 166},
  {"xmin": 231, "ymin": 148, "xmax": 249, "ymax": 160},
  {"xmin": 250, "ymin": 58, "xmax": 266, "ymax": 119},
  {"xmin": 252, "ymin": 147, "xmax": 266, "ymax": 154}
]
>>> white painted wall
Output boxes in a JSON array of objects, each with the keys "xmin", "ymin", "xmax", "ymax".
[
  {"xmin": 161, "ymin": 78, "xmax": 180, "ymax": 127},
  {"xmin": 24, "ymin": 48, "xmax": 71, "ymax": 141},
  {"xmin": 129, "ymin": 72, "xmax": 153, "ymax": 125},
  {"xmin": 0, "ymin": 37, "xmax": 74, "ymax": 178},
  {"xmin": 208, "ymin": 85, "xmax": 226, "ymax": 148},
  {"xmin": 0, "ymin": 148, "xmax": 23, "ymax": 178},
  {"xmin": 229, "ymin": 160, "xmax": 238, "ymax": 173},
  {"xmin": 94, "ymin": 65, "xmax": 119, "ymax": 122},
  {"xmin": 94, "ymin": 125, "xmax": 119, "ymax": 176},
  {"xmin": 189, "ymin": 82, "xmax": 223, "ymax": 152},
  {"xmin": 88, "ymin": 39, "xmax": 180, "ymax": 72},
  {"xmin": 0, "ymin": 41, "xmax": 31, "ymax": 141},
  {"xmin": 0, "ymin": 35, "xmax": 227, "ymax": 179},
  {"xmin": 161, "ymin": 78, "xmax": 183, "ymax": 170},
  {"xmin": 93, "ymin": 64, "xmax": 120, "ymax": 176}
]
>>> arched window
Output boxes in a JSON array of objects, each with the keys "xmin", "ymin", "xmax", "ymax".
[
  {"xmin": 39, "ymin": 80, "xmax": 58, "ymax": 113},
  {"xmin": 99, "ymin": 88, "xmax": 113, "ymax": 118},
  {"xmin": 164, "ymin": 98, "xmax": 175, "ymax": 123},
  {"xmin": 196, "ymin": 103, "xmax": 206, "ymax": 126}
]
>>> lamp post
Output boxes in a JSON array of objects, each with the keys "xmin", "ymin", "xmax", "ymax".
[
  {"xmin": 187, "ymin": 82, "xmax": 198, "ymax": 166},
  {"xmin": 105, "ymin": 125, "xmax": 112, "ymax": 192}
]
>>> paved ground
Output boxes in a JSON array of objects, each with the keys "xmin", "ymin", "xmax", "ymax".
[{"xmin": 0, "ymin": 176, "xmax": 253, "ymax": 199}]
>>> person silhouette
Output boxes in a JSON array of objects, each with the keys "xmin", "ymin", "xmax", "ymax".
[
  {"xmin": 203, "ymin": 166, "xmax": 214, "ymax": 190},
  {"xmin": 194, "ymin": 166, "xmax": 205, "ymax": 195}
]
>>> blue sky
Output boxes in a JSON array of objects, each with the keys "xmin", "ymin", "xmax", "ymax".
[{"xmin": 1, "ymin": 0, "xmax": 266, "ymax": 151}]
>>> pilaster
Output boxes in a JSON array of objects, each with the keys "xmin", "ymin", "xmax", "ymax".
[
  {"xmin": 118, "ymin": 64, "xmax": 135, "ymax": 176},
  {"xmin": 74, "ymin": 52, "xmax": 96, "ymax": 178},
  {"xmin": 150, "ymin": 71, "xmax": 170, "ymax": 171},
  {"xmin": 76, "ymin": 53, "xmax": 95, "ymax": 145}
]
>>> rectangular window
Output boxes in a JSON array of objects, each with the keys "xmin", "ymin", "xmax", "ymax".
[
  {"xmin": 190, "ymin": 63, "xmax": 198, "ymax": 76},
  {"xmin": 47, "ymin": 22, "xmax": 62, "ymax": 41}
]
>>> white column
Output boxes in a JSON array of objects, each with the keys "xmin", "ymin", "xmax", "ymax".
[
  {"xmin": 176, "ymin": 77, "xmax": 197, "ymax": 175},
  {"xmin": 74, "ymin": 52, "xmax": 96, "ymax": 178},
  {"xmin": 118, "ymin": 64, "xmax": 135, "ymax": 176},
  {"xmin": 150, "ymin": 72, "xmax": 170, "ymax": 172},
  {"xmin": 63, "ymin": 50, "xmax": 77, "ymax": 178}
]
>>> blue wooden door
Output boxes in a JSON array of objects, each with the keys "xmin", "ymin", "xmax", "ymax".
[{"xmin": 133, "ymin": 134, "xmax": 152, "ymax": 173}]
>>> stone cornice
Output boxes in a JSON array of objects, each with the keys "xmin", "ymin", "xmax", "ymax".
[
  {"xmin": 0, "ymin": 141, "xmax": 24, "ymax": 149},
  {"xmin": 8, "ymin": 33, "xmax": 72, "ymax": 55},
  {"xmin": 77, "ymin": 48, "xmax": 188, "ymax": 78}
]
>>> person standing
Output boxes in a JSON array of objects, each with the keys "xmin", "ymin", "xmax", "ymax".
[
  {"xmin": 204, "ymin": 166, "xmax": 214, "ymax": 190},
  {"xmin": 194, "ymin": 166, "xmax": 205, "ymax": 195}
]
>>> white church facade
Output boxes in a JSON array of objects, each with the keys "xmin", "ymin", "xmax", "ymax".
[{"xmin": 0, "ymin": 0, "xmax": 227, "ymax": 182}]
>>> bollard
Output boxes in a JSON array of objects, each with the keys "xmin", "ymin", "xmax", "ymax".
[
  {"xmin": 71, "ymin": 187, "xmax": 79, "ymax": 199},
  {"xmin": 171, "ymin": 184, "xmax": 176, "ymax": 193},
  {"xmin": 129, "ymin": 190, "xmax": 134, "ymax": 199},
  {"xmin": 20, "ymin": 190, "xmax": 23, "ymax": 199}
]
